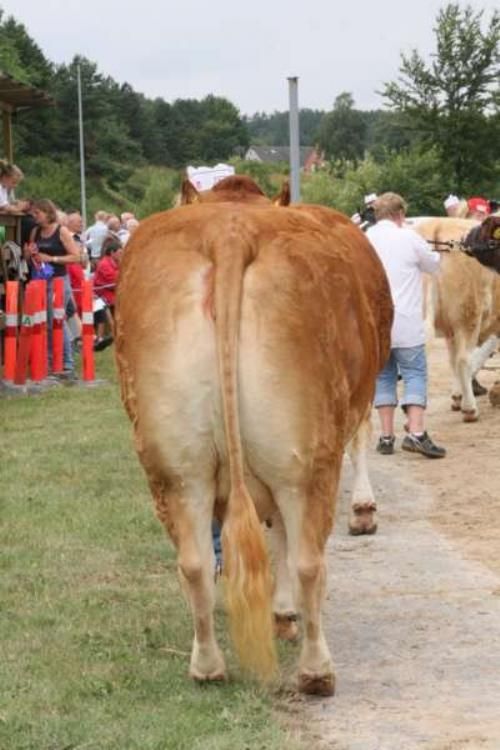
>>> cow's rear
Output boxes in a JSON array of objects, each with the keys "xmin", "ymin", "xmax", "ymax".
[
  {"xmin": 417, "ymin": 218, "xmax": 500, "ymax": 420},
  {"xmin": 115, "ymin": 197, "xmax": 392, "ymax": 694}
]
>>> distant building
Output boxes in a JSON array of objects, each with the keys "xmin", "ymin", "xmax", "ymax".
[{"xmin": 244, "ymin": 145, "xmax": 324, "ymax": 173}]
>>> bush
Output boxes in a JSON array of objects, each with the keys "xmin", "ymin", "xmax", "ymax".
[
  {"xmin": 231, "ymin": 158, "xmax": 288, "ymax": 197},
  {"xmin": 134, "ymin": 167, "xmax": 181, "ymax": 218},
  {"xmin": 302, "ymin": 148, "xmax": 445, "ymax": 217},
  {"xmin": 19, "ymin": 156, "xmax": 81, "ymax": 208},
  {"xmin": 18, "ymin": 159, "xmax": 182, "ymax": 220}
]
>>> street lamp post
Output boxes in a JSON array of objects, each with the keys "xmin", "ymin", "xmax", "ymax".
[
  {"xmin": 287, "ymin": 76, "xmax": 300, "ymax": 203},
  {"xmin": 76, "ymin": 61, "xmax": 87, "ymax": 228}
]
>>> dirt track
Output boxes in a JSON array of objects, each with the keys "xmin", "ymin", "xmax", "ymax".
[{"xmin": 300, "ymin": 337, "xmax": 500, "ymax": 749}]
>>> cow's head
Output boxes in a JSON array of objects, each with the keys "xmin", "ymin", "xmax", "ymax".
[
  {"xmin": 180, "ymin": 175, "xmax": 290, "ymax": 207},
  {"xmin": 471, "ymin": 216, "xmax": 500, "ymax": 274}
]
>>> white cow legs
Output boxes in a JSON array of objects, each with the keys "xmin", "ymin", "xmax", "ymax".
[
  {"xmin": 268, "ymin": 512, "xmax": 299, "ymax": 642},
  {"xmin": 447, "ymin": 334, "xmax": 497, "ymax": 421},
  {"xmin": 446, "ymin": 336, "xmax": 464, "ymax": 412},
  {"xmin": 346, "ymin": 413, "xmax": 377, "ymax": 535},
  {"xmin": 455, "ymin": 332, "xmax": 479, "ymax": 421},
  {"xmin": 471, "ymin": 335, "xmax": 498, "ymax": 375},
  {"xmin": 167, "ymin": 480, "xmax": 226, "ymax": 681}
]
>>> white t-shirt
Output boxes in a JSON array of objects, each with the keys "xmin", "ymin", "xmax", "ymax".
[
  {"xmin": 366, "ymin": 219, "xmax": 440, "ymax": 348},
  {"xmin": 0, "ymin": 184, "xmax": 10, "ymax": 208},
  {"xmin": 85, "ymin": 220, "xmax": 109, "ymax": 259}
]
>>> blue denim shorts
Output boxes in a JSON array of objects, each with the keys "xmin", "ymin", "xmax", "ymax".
[{"xmin": 374, "ymin": 344, "xmax": 428, "ymax": 409}]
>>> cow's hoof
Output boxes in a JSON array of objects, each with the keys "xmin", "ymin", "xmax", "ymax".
[
  {"xmin": 349, "ymin": 503, "xmax": 377, "ymax": 536},
  {"xmin": 451, "ymin": 395, "xmax": 462, "ymax": 411},
  {"xmin": 349, "ymin": 518, "xmax": 377, "ymax": 536},
  {"xmin": 274, "ymin": 613, "xmax": 299, "ymax": 643},
  {"xmin": 298, "ymin": 670, "xmax": 335, "ymax": 697},
  {"xmin": 190, "ymin": 666, "xmax": 227, "ymax": 683},
  {"xmin": 189, "ymin": 648, "xmax": 227, "ymax": 683},
  {"xmin": 489, "ymin": 382, "xmax": 500, "ymax": 408},
  {"xmin": 462, "ymin": 409, "xmax": 479, "ymax": 423}
]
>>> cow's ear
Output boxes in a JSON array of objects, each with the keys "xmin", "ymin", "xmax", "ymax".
[
  {"xmin": 272, "ymin": 180, "xmax": 291, "ymax": 206},
  {"xmin": 181, "ymin": 179, "xmax": 201, "ymax": 205}
]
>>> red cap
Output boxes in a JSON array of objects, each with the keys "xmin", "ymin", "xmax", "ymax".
[{"xmin": 467, "ymin": 196, "xmax": 490, "ymax": 215}]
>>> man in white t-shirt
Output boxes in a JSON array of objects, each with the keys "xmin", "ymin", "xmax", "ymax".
[
  {"xmin": 84, "ymin": 210, "xmax": 109, "ymax": 263},
  {"xmin": 366, "ymin": 192, "xmax": 446, "ymax": 459}
]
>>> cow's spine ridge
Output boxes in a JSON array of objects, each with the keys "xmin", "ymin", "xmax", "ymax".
[{"xmin": 212, "ymin": 217, "xmax": 277, "ymax": 682}]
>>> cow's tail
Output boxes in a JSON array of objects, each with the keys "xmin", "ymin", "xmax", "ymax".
[{"xmin": 212, "ymin": 220, "xmax": 277, "ymax": 682}]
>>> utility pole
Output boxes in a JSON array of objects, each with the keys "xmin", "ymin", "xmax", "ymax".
[
  {"xmin": 287, "ymin": 76, "xmax": 300, "ymax": 202},
  {"xmin": 76, "ymin": 61, "xmax": 87, "ymax": 228}
]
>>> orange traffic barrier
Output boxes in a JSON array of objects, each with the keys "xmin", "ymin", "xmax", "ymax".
[
  {"xmin": 14, "ymin": 282, "xmax": 36, "ymax": 385},
  {"xmin": 52, "ymin": 277, "xmax": 64, "ymax": 374},
  {"xmin": 40, "ymin": 280, "xmax": 48, "ymax": 379},
  {"xmin": 30, "ymin": 281, "xmax": 45, "ymax": 381},
  {"xmin": 81, "ymin": 279, "xmax": 95, "ymax": 381},
  {"xmin": 3, "ymin": 280, "xmax": 19, "ymax": 381}
]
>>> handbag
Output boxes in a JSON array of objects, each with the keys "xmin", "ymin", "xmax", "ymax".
[{"xmin": 31, "ymin": 258, "xmax": 54, "ymax": 280}]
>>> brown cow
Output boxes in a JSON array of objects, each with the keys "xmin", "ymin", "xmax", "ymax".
[
  {"xmin": 181, "ymin": 177, "xmax": 388, "ymax": 535},
  {"xmin": 115, "ymin": 176, "xmax": 392, "ymax": 695},
  {"xmin": 417, "ymin": 218, "xmax": 500, "ymax": 420}
]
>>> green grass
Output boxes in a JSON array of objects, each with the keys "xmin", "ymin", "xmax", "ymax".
[{"xmin": 0, "ymin": 352, "xmax": 302, "ymax": 750}]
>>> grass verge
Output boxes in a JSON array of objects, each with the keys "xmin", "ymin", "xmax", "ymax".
[{"xmin": 0, "ymin": 351, "xmax": 302, "ymax": 750}]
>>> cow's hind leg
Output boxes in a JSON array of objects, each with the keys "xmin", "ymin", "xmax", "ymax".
[
  {"xmin": 471, "ymin": 335, "xmax": 498, "ymax": 379},
  {"xmin": 276, "ymin": 474, "xmax": 339, "ymax": 697},
  {"xmin": 446, "ymin": 336, "xmax": 463, "ymax": 412},
  {"xmin": 153, "ymin": 477, "xmax": 226, "ymax": 682},
  {"xmin": 347, "ymin": 413, "xmax": 377, "ymax": 536},
  {"xmin": 268, "ymin": 511, "xmax": 299, "ymax": 642},
  {"xmin": 455, "ymin": 331, "xmax": 479, "ymax": 421}
]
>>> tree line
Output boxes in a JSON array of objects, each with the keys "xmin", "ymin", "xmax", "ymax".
[{"xmin": 0, "ymin": 3, "xmax": 498, "ymax": 216}]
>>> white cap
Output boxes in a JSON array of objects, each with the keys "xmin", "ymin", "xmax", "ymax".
[
  {"xmin": 364, "ymin": 193, "xmax": 377, "ymax": 205},
  {"xmin": 444, "ymin": 194, "xmax": 460, "ymax": 210},
  {"xmin": 186, "ymin": 163, "xmax": 235, "ymax": 191}
]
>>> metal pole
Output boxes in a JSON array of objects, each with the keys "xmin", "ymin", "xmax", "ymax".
[
  {"xmin": 287, "ymin": 76, "xmax": 300, "ymax": 203},
  {"xmin": 76, "ymin": 62, "xmax": 87, "ymax": 227},
  {"xmin": 3, "ymin": 108, "xmax": 13, "ymax": 162}
]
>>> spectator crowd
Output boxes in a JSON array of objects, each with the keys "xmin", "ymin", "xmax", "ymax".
[
  {"xmin": 0, "ymin": 158, "xmax": 139, "ymax": 379},
  {"xmin": 0, "ymin": 157, "xmax": 498, "ymax": 398}
]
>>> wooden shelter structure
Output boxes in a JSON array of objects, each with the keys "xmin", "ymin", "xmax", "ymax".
[
  {"xmin": 0, "ymin": 71, "xmax": 55, "ymax": 248},
  {"xmin": 0, "ymin": 70, "xmax": 55, "ymax": 161}
]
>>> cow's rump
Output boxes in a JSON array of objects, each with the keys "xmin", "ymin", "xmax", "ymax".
[{"xmin": 114, "ymin": 198, "xmax": 392, "ymax": 693}]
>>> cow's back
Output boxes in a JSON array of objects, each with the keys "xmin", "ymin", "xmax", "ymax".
[
  {"xmin": 115, "ymin": 202, "xmax": 391, "ymax": 479},
  {"xmin": 114, "ymin": 199, "xmax": 394, "ymax": 690}
]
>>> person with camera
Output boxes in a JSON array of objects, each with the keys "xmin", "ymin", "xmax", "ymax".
[
  {"xmin": 351, "ymin": 193, "xmax": 378, "ymax": 231},
  {"xmin": 367, "ymin": 192, "xmax": 446, "ymax": 459}
]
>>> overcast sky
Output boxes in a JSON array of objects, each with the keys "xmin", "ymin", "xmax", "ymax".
[{"xmin": 3, "ymin": 0, "xmax": 498, "ymax": 115}]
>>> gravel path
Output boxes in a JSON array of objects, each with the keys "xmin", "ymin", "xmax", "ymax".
[{"xmin": 302, "ymin": 460, "xmax": 500, "ymax": 750}]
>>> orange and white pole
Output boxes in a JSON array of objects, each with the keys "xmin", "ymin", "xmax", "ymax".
[
  {"xmin": 3, "ymin": 280, "xmax": 18, "ymax": 381},
  {"xmin": 40, "ymin": 280, "xmax": 48, "ymax": 379},
  {"xmin": 14, "ymin": 282, "xmax": 36, "ymax": 385},
  {"xmin": 30, "ymin": 281, "xmax": 45, "ymax": 382},
  {"xmin": 52, "ymin": 277, "xmax": 64, "ymax": 374},
  {"xmin": 81, "ymin": 279, "xmax": 95, "ymax": 382}
]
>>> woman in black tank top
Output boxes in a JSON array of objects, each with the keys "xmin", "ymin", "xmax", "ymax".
[
  {"xmin": 27, "ymin": 199, "xmax": 81, "ymax": 274},
  {"xmin": 24, "ymin": 199, "xmax": 82, "ymax": 375}
]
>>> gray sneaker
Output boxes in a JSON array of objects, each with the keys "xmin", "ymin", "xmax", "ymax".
[
  {"xmin": 377, "ymin": 435, "xmax": 395, "ymax": 455},
  {"xmin": 402, "ymin": 431, "xmax": 446, "ymax": 459}
]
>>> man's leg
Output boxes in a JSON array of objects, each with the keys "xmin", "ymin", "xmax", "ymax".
[
  {"xmin": 374, "ymin": 351, "xmax": 398, "ymax": 454},
  {"xmin": 398, "ymin": 345, "xmax": 446, "ymax": 458},
  {"xmin": 378, "ymin": 405, "xmax": 396, "ymax": 436},
  {"xmin": 406, "ymin": 403, "xmax": 424, "ymax": 434}
]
